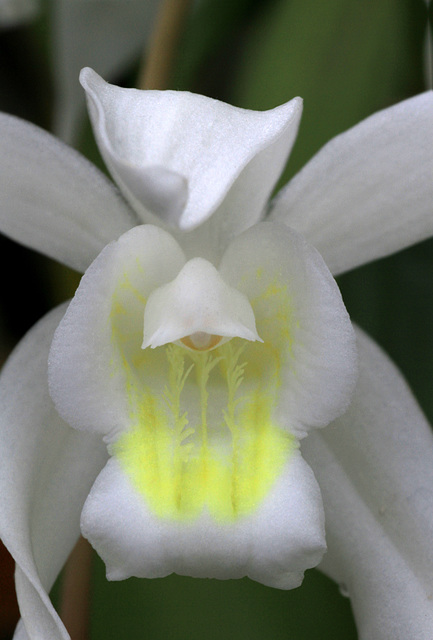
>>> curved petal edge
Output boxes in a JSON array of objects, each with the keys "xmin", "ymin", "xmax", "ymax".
[
  {"xmin": 272, "ymin": 91, "xmax": 433, "ymax": 275},
  {"xmin": 303, "ymin": 327, "xmax": 433, "ymax": 640}
]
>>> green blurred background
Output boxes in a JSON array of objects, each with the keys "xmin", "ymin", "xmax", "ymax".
[{"xmin": 0, "ymin": 0, "xmax": 431, "ymax": 638}]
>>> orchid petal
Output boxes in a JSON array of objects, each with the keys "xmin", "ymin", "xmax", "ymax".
[
  {"xmin": 80, "ymin": 67, "xmax": 302, "ymax": 234},
  {"xmin": 49, "ymin": 225, "xmax": 186, "ymax": 438},
  {"xmin": 219, "ymin": 222, "xmax": 358, "ymax": 437},
  {"xmin": 81, "ymin": 450, "xmax": 325, "ymax": 589},
  {"xmin": 302, "ymin": 327, "xmax": 433, "ymax": 639},
  {"xmin": 52, "ymin": 0, "xmax": 159, "ymax": 142},
  {"xmin": 0, "ymin": 305, "xmax": 107, "ymax": 640},
  {"xmin": 271, "ymin": 91, "xmax": 433, "ymax": 275},
  {"xmin": 0, "ymin": 112, "xmax": 135, "ymax": 273}
]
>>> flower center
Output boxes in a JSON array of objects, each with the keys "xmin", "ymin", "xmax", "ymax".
[
  {"xmin": 109, "ymin": 258, "xmax": 294, "ymax": 524},
  {"xmin": 112, "ymin": 339, "xmax": 294, "ymax": 523}
]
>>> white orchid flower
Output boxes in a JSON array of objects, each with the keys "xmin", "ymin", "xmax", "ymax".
[{"xmin": 0, "ymin": 68, "xmax": 432, "ymax": 640}]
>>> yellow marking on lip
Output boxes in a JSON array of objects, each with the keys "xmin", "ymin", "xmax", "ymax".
[
  {"xmin": 112, "ymin": 342, "xmax": 295, "ymax": 523},
  {"xmin": 109, "ymin": 269, "xmax": 297, "ymax": 523}
]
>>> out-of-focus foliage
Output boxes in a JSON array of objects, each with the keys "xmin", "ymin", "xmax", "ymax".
[{"xmin": 231, "ymin": 0, "xmax": 426, "ymax": 178}]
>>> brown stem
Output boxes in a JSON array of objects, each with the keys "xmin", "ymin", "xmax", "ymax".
[
  {"xmin": 59, "ymin": 537, "xmax": 93, "ymax": 640},
  {"xmin": 137, "ymin": 0, "xmax": 192, "ymax": 90}
]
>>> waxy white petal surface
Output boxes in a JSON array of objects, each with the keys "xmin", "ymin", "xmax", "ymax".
[
  {"xmin": 303, "ymin": 328, "xmax": 433, "ymax": 640},
  {"xmin": 81, "ymin": 68, "xmax": 302, "ymax": 235},
  {"xmin": 271, "ymin": 91, "xmax": 433, "ymax": 275},
  {"xmin": 219, "ymin": 222, "xmax": 358, "ymax": 437},
  {"xmin": 0, "ymin": 306, "xmax": 107, "ymax": 640},
  {"xmin": 0, "ymin": 113, "xmax": 135, "ymax": 273},
  {"xmin": 49, "ymin": 225, "xmax": 186, "ymax": 439},
  {"xmin": 81, "ymin": 450, "xmax": 325, "ymax": 589}
]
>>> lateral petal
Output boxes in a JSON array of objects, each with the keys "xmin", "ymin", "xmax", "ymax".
[
  {"xmin": 219, "ymin": 222, "xmax": 358, "ymax": 437},
  {"xmin": 81, "ymin": 67, "xmax": 302, "ymax": 235},
  {"xmin": 303, "ymin": 327, "xmax": 433, "ymax": 640},
  {"xmin": 0, "ymin": 112, "xmax": 135, "ymax": 273},
  {"xmin": 48, "ymin": 225, "xmax": 186, "ymax": 438},
  {"xmin": 271, "ymin": 92, "xmax": 433, "ymax": 275},
  {"xmin": 0, "ymin": 306, "xmax": 107, "ymax": 640}
]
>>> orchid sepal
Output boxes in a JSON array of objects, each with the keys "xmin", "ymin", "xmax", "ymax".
[
  {"xmin": 303, "ymin": 327, "xmax": 433, "ymax": 639},
  {"xmin": 271, "ymin": 91, "xmax": 433, "ymax": 276},
  {"xmin": 0, "ymin": 305, "xmax": 107, "ymax": 640},
  {"xmin": 80, "ymin": 67, "xmax": 303, "ymax": 244}
]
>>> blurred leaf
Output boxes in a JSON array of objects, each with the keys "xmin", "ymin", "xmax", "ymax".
[
  {"xmin": 231, "ymin": 0, "xmax": 425, "ymax": 181},
  {"xmin": 172, "ymin": 0, "xmax": 278, "ymax": 92},
  {"xmin": 90, "ymin": 555, "xmax": 356, "ymax": 640}
]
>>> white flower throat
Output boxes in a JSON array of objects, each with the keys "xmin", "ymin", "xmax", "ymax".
[{"xmin": 111, "ymin": 257, "xmax": 294, "ymax": 523}]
